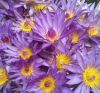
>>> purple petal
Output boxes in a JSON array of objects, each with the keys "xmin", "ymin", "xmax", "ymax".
[
  {"xmin": 63, "ymin": 64, "xmax": 82, "ymax": 73},
  {"xmin": 67, "ymin": 75, "xmax": 82, "ymax": 85},
  {"xmin": 93, "ymin": 88, "xmax": 100, "ymax": 93},
  {"xmin": 0, "ymin": 0, "xmax": 9, "ymax": 9},
  {"xmin": 62, "ymin": 87, "xmax": 73, "ymax": 93},
  {"xmin": 74, "ymin": 83, "xmax": 84, "ymax": 93}
]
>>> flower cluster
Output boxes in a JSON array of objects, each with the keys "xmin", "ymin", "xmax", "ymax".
[{"xmin": 0, "ymin": 0, "xmax": 100, "ymax": 93}]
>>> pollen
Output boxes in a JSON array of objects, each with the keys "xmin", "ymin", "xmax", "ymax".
[
  {"xmin": 83, "ymin": 65, "xmax": 100, "ymax": 88},
  {"xmin": 80, "ymin": 14, "xmax": 86, "ymax": 23},
  {"xmin": 20, "ymin": 19, "xmax": 34, "ymax": 32},
  {"xmin": 56, "ymin": 53, "xmax": 71, "ymax": 70},
  {"xmin": 69, "ymin": 32, "xmax": 79, "ymax": 43},
  {"xmin": 88, "ymin": 26, "xmax": 98, "ymax": 36},
  {"xmin": 80, "ymin": 14, "xmax": 86, "ymax": 19},
  {"xmin": 39, "ymin": 75, "xmax": 55, "ymax": 92},
  {"xmin": 64, "ymin": 10, "xmax": 74, "ymax": 22},
  {"xmin": 19, "ymin": 47, "xmax": 32, "ymax": 60},
  {"xmin": 0, "ymin": 68, "xmax": 8, "ymax": 85},
  {"xmin": 46, "ymin": 28, "xmax": 59, "ymax": 42},
  {"xmin": 21, "ymin": 65, "xmax": 33, "ymax": 77},
  {"xmin": 33, "ymin": 3, "xmax": 46, "ymax": 11}
]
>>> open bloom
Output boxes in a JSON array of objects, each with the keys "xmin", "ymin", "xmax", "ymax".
[
  {"xmin": 63, "ymin": 47, "xmax": 100, "ymax": 93},
  {"xmin": 53, "ymin": 41, "xmax": 73, "ymax": 70},
  {"xmin": 4, "ymin": 33, "xmax": 33, "ymax": 64},
  {"xmin": 12, "ymin": 18, "xmax": 34, "ymax": 33},
  {"xmin": 25, "ymin": 68, "xmax": 69, "ymax": 93},
  {"xmin": 9, "ymin": 4, "xmax": 35, "ymax": 33},
  {"xmin": 34, "ymin": 9, "xmax": 72, "ymax": 43},
  {"xmin": 8, "ymin": 57, "xmax": 44, "ymax": 91}
]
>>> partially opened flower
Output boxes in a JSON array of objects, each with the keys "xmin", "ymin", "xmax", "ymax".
[{"xmin": 63, "ymin": 47, "xmax": 100, "ymax": 93}]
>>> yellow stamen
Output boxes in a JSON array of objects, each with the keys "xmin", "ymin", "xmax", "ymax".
[
  {"xmin": 21, "ymin": 65, "xmax": 33, "ymax": 77},
  {"xmin": 20, "ymin": 19, "xmax": 34, "ymax": 32},
  {"xmin": 80, "ymin": 14, "xmax": 86, "ymax": 19},
  {"xmin": 56, "ymin": 53, "xmax": 71, "ymax": 70},
  {"xmin": 69, "ymin": 32, "xmax": 79, "ymax": 43},
  {"xmin": 39, "ymin": 75, "xmax": 55, "ymax": 92},
  {"xmin": 64, "ymin": 10, "xmax": 74, "ymax": 22},
  {"xmin": 80, "ymin": 14, "xmax": 86, "ymax": 22},
  {"xmin": 0, "ymin": 68, "xmax": 8, "ymax": 85},
  {"xmin": 19, "ymin": 47, "xmax": 32, "ymax": 60},
  {"xmin": 83, "ymin": 65, "xmax": 100, "ymax": 88},
  {"xmin": 88, "ymin": 26, "xmax": 98, "ymax": 36},
  {"xmin": 33, "ymin": 3, "xmax": 46, "ymax": 11}
]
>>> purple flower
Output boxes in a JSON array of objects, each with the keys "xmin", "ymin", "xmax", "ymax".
[
  {"xmin": 80, "ymin": 10, "xmax": 100, "ymax": 43},
  {"xmin": 63, "ymin": 47, "xmax": 100, "ymax": 93},
  {"xmin": 50, "ymin": 41, "xmax": 74, "ymax": 70},
  {"xmin": 34, "ymin": 9, "xmax": 72, "ymax": 43},
  {"xmin": 8, "ymin": 57, "xmax": 44, "ymax": 91},
  {"xmin": 0, "ymin": 0, "xmax": 100, "ymax": 93},
  {"xmin": 4, "ymin": 33, "xmax": 33, "ymax": 64},
  {"xmin": 25, "ymin": 68, "xmax": 72, "ymax": 93},
  {"xmin": 12, "ymin": 17, "xmax": 35, "ymax": 33},
  {"xmin": 60, "ymin": 0, "xmax": 88, "ymax": 22},
  {"xmin": 67, "ymin": 21, "xmax": 86, "ymax": 44}
]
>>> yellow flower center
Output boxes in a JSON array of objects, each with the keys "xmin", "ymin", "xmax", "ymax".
[
  {"xmin": 21, "ymin": 65, "xmax": 33, "ymax": 77},
  {"xmin": 20, "ymin": 19, "xmax": 34, "ymax": 32},
  {"xmin": 56, "ymin": 53, "xmax": 71, "ymax": 70},
  {"xmin": 33, "ymin": 3, "xmax": 46, "ymax": 11},
  {"xmin": 80, "ymin": 14, "xmax": 86, "ymax": 19},
  {"xmin": 0, "ymin": 68, "xmax": 8, "ymax": 85},
  {"xmin": 80, "ymin": 13, "xmax": 86, "ymax": 23},
  {"xmin": 19, "ymin": 47, "xmax": 32, "ymax": 60},
  {"xmin": 69, "ymin": 32, "xmax": 79, "ymax": 43},
  {"xmin": 83, "ymin": 65, "xmax": 100, "ymax": 88},
  {"xmin": 39, "ymin": 75, "xmax": 55, "ymax": 92},
  {"xmin": 88, "ymin": 26, "xmax": 98, "ymax": 36},
  {"xmin": 64, "ymin": 10, "xmax": 74, "ymax": 22},
  {"xmin": 45, "ymin": 28, "xmax": 59, "ymax": 42}
]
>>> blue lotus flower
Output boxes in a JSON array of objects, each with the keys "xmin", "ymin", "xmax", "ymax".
[{"xmin": 64, "ymin": 47, "xmax": 100, "ymax": 93}]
